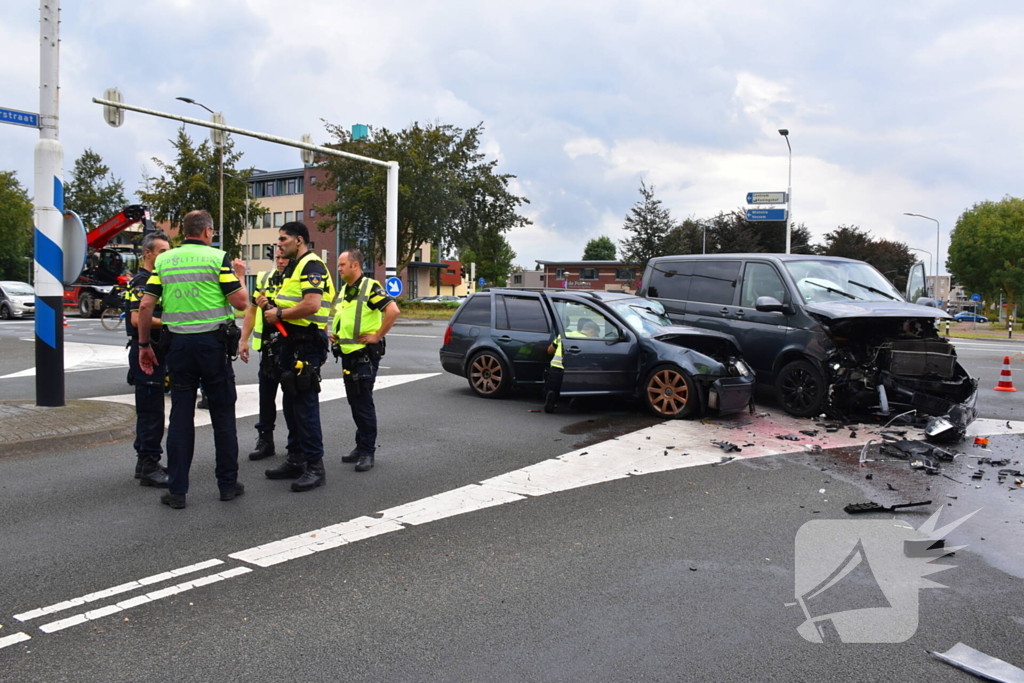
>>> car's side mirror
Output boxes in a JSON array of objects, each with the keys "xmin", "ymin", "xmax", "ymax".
[
  {"xmin": 914, "ymin": 297, "xmax": 939, "ymax": 308},
  {"xmin": 755, "ymin": 296, "xmax": 789, "ymax": 314}
]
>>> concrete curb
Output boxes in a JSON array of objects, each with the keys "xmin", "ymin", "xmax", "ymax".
[{"xmin": 0, "ymin": 400, "xmax": 137, "ymax": 459}]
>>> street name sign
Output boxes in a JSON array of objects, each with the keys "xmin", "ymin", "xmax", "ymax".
[
  {"xmin": 0, "ymin": 107, "xmax": 40, "ymax": 128},
  {"xmin": 746, "ymin": 192, "xmax": 787, "ymax": 205},
  {"xmin": 746, "ymin": 208, "xmax": 788, "ymax": 221}
]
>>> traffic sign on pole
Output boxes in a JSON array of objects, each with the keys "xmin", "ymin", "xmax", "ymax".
[
  {"xmin": 746, "ymin": 208, "xmax": 788, "ymax": 221},
  {"xmin": 746, "ymin": 192, "xmax": 787, "ymax": 205},
  {"xmin": 0, "ymin": 106, "xmax": 40, "ymax": 129},
  {"xmin": 385, "ymin": 277, "xmax": 403, "ymax": 297},
  {"xmin": 971, "ymin": 293, "xmax": 981, "ymax": 302}
]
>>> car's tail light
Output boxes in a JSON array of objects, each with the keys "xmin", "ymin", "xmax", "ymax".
[{"xmin": 443, "ymin": 324, "xmax": 453, "ymax": 345}]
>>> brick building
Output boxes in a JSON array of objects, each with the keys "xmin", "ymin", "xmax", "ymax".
[{"xmin": 535, "ymin": 260, "xmax": 638, "ymax": 292}]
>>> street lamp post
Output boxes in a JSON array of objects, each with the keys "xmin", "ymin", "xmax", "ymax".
[
  {"xmin": 177, "ymin": 97, "xmax": 225, "ymax": 249},
  {"xmin": 904, "ymin": 212, "xmax": 941, "ymax": 298},
  {"xmin": 779, "ymin": 129, "xmax": 792, "ymax": 254}
]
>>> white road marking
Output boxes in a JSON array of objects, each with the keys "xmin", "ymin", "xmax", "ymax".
[
  {"xmin": 13, "ymin": 559, "xmax": 224, "ymax": 622},
  {"xmin": 1, "ymin": 340, "xmax": 128, "ymax": 378},
  {"xmin": 0, "ymin": 632, "xmax": 31, "ymax": 650},
  {"xmin": 15, "ymin": 411, "xmax": 1024, "ymax": 642},
  {"xmin": 389, "ymin": 333, "xmax": 442, "ymax": 338},
  {"xmin": 38, "ymin": 566, "xmax": 252, "ymax": 634},
  {"xmin": 84, "ymin": 373, "xmax": 440, "ymax": 428}
]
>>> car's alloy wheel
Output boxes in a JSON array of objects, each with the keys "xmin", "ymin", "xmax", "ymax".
[
  {"xmin": 0, "ymin": 304, "xmax": 10, "ymax": 320},
  {"xmin": 776, "ymin": 359, "xmax": 826, "ymax": 418},
  {"xmin": 468, "ymin": 351, "xmax": 510, "ymax": 398},
  {"xmin": 644, "ymin": 366, "xmax": 697, "ymax": 419}
]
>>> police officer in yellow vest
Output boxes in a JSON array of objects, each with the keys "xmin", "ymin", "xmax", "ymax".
[
  {"xmin": 330, "ymin": 248, "xmax": 400, "ymax": 472},
  {"xmin": 239, "ymin": 250, "xmax": 296, "ymax": 461},
  {"xmin": 137, "ymin": 210, "xmax": 249, "ymax": 509},
  {"xmin": 262, "ymin": 222, "xmax": 335, "ymax": 492}
]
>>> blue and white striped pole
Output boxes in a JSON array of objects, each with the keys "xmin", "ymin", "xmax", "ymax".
[{"xmin": 34, "ymin": 0, "xmax": 64, "ymax": 407}]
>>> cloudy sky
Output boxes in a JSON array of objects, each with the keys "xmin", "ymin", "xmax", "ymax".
[{"xmin": 2, "ymin": 0, "xmax": 1022, "ymax": 273}]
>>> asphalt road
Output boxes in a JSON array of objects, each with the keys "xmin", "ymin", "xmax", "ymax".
[{"xmin": 1, "ymin": 318, "xmax": 1022, "ymax": 681}]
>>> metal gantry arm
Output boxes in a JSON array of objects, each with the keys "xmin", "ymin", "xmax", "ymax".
[{"xmin": 91, "ymin": 96, "xmax": 400, "ymax": 281}]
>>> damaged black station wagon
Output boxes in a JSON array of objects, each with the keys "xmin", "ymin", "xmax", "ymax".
[{"xmin": 640, "ymin": 254, "xmax": 978, "ymax": 440}]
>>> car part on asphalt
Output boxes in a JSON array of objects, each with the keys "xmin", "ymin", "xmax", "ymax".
[
  {"xmin": 844, "ymin": 500, "xmax": 931, "ymax": 514},
  {"xmin": 927, "ymin": 642, "xmax": 1024, "ymax": 683}
]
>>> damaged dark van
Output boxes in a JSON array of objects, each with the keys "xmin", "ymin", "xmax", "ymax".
[{"xmin": 639, "ymin": 254, "xmax": 978, "ymax": 441}]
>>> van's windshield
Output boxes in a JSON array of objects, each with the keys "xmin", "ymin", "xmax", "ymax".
[{"xmin": 785, "ymin": 260, "xmax": 904, "ymax": 304}]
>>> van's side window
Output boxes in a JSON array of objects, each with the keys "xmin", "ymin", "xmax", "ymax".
[
  {"xmin": 456, "ymin": 295, "xmax": 492, "ymax": 326},
  {"xmin": 740, "ymin": 263, "xmax": 787, "ymax": 308},
  {"xmin": 689, "ymin": 261, "xmax": 741, "ymax": 305},
  {"xmin": 646, "ymin": 260, "xmax": 693, "ymax": 300}
]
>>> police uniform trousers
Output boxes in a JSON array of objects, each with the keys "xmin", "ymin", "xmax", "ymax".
[
  {"xmin": 165, "ymin": 331, "xmax": 239, "ymax": 495},
  {"xmin": 279, "ymin": 336, "xmax": 328, "ymax": 464},
  {"xmin": 543, "ymin": 366, "xmax": 564, "ymax": 400},
  {"xmin": 256, "ymin": 348, "xmax": 297, "ymax": 453},
  {"xmin": 342, "ymin": 349, "xmax": 380, "ymax": 457},
  {"xmin": 129, "ymin": 340, "xmax": 166, "ymax": 462}
]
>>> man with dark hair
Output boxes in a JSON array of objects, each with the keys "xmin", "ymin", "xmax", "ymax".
[
  {"xmin": 239, "ymin": 249, "xmax": 295, "ymax": 460},
  {"xmin": 125, "ymin": 231, "xmax": 171, "ymax": 486},
  {"xmin": 330, "ymin": 249, "xmax": 400, "ymax": 472},
  {"xmin": 262, "ymin": 222, "xmax": 335, "ymax": 492},
  {"xmin": 137, "ymin": 210, "xmax": 249, "ymax": 509}
]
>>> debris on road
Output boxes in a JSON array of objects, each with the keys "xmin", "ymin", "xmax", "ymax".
[
  {"xmin": 928, "ymin": 642, "xmax": 1024, "ymax": 683},
  {"xmin": 844, "ymin": 500, "xmax": 931, "ymax": 514},
  {"xmin": 711, "ymin": 441, "xmax": 741, "ymax": 453},
  {"xmin": 712, "ymin": 456, "xmax": 736, "ymax": 466},
  {"xmin": 777, "ymin": 434, "xmax": 801, "ymax": 441}
]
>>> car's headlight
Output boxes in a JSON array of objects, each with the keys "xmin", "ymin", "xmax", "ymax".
[{"xmin": 731, "ymin": 359, "xmax": 751, "ymax": 377}]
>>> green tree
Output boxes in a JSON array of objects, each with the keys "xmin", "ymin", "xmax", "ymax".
[
  {"xmin": 948, "ymin": 196, "xmax": 1024, "ymax": 306},
  {"xmin": 661, "ymin": 218, "xmax": 704, "ymax": 255},
  {"xmin": 315, "ymin": 121, "xmax": 530, "ymax": 270},
  {"xmin": 817, "ymin": 225, "xmax": 875, "ymax": 261},
  {"xmin": 582, "ymin": 235, "xmax": 616, "ymax": 260},
  {"xmin": 702, "ymin": 210, "xmax": 762, "ymax": 254},
  {"xmin": 756, "ymin": 219, "xmax": 814, "ymax": 254},
  {"xmin": 140, "ymin": 127, "xmax": 263, "ymax": 258},
  {"xmin": 64, "ymin": 149, "xmax": 129, "ymax": 230},
  {"xmin": 619, "ymin": 179, "xmax": 675, "ymax": 273},
  {"xmin": 0, "ymin": 171, "xmax": 34, "ymax": 281},
  {"xmin": 461, "ymin": 225, "xmax": 517, "ymax": 287},
  {"xmin": 817, "ymin": 225, "xmax": 915, "ymax": 291}
]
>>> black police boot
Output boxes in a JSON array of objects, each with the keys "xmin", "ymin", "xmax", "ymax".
[
  {"xmin": 341, "ymin": 448, "xmax": 361, "ymax": 463},
  {"xmin": 291, "ymin": 459, "xmax": 326, "ymax": 492},
  {"xmin": 544, "ymin": 391, "xmax": 557, "ymax": 414},
  {"xmin": 138, "ymin": 458, "xmax": 169, "ymax": 488},
  {"xmin": 355, "ymin": 454, "xmax": 375, "ymax": 472},
  {"xmin": 265, "ymin": 451, "xmax": 305, "ymax": 480},
  {"xmin": 248, "ymin": 431, "xmax": 275, "ymax": 461},
  {"xmin": 197, "ymin": 392, "xmax": 210, "ymax": 410}
]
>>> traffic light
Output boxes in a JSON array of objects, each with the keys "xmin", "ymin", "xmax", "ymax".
[
  {"xmin": 460, "ymin": 266, "xmax": 466, "ymax": 279},
  {"xmin": 264, "ymin": 245, "xmax": 274, "ymax": 259}
]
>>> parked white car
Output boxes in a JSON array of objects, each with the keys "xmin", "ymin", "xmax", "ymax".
[{"xmin": 0, "ymin": 281, "xmax": 35, "ymax": 319}]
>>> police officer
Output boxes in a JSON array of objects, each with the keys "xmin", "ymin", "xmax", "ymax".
[
  {"xmin": 126, "ymin": 231, "xmax": 171, "ymax": 486},
  {"xmin": 137, "ymin": 210, "xmax": 249, "ymax": 509},
  {"xmin": 239, "ymin": 250, "xmax": 295, "ymax": 461},
  {"xmin": 330, "ymin": 248, "xmax": 400, "ymax": 472},
  {"xmin": 262, "ymin": 222, "xmax": 335, "ymax": 492}
]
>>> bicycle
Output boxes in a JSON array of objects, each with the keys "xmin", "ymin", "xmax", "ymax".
[{"xmin": 100, "ymin": 285, "xmax": 127, "ymax": 331}]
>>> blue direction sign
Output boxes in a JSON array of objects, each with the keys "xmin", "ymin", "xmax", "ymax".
[
  {"xmin": 971, "ymin": 293, "xmax": 981, "ymax": 302},
  {"xmin": 0, "ymin": 107, "xmax": 40, "ymax": 128},
  {"xmin": 385, "ymin": 277, "xmax": 403, "ymax": 297},
  {"xmin": 478, "ymin": 277, "xmax": 486, "ymax": 286},
  {"xmin": 746, "ymin": 208, "xmax": 788, "ymax": 221},
  {"xmin": 746, "ymin": 192, "xmax": 787, "ymax": 205}
]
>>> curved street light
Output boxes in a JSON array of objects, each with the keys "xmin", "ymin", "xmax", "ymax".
[
  {"xmin": 177, "ymin": 97, "xmax": 226, "ymax": 248},
  {"xmin": 779, "ymin": 129, "xmax": 792, "ymax": 254}
]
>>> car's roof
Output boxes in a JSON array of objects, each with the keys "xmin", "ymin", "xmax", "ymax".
[
  {"xmin": 0, "ymin": 281, "xmax": 32, "ymax": 287},
  {"xmin": 648, "ymin": 253, "xmax": 865, "ymax": 264},
  {"xmin": 482, "ymin": 288, "xmax": 640, "ymax": 303}
]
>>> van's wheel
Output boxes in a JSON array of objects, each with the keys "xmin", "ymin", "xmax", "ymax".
[
  {"xmin": 468, "ymin": 351, "xmax": 511, "ymax": 398},
  {"xmin": 775, "ymin": 359, "xmax": 826, "ymax": 417},
  {"xmin": 643, "ymin": 365, "xmax": 698, "ymax": 419},
  {"xmin": 78, "ymin": 293, "xmax": 96, "ymax": 318}
]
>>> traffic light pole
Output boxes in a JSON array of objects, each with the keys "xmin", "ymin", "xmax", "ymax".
[
  {"xmin": 93, "ymin": 96, "xmax": 400, "ymax": 288},
  {"xmin": 34, "ymin": 1, "xmax": 65, "ymax": 407}
]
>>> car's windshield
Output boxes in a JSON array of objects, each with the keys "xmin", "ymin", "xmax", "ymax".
[
  {"xmin": 785, "ymin": 260, "xmax": 904, "ymax": 304},
  {"xmin": 606, "ymin": 299, "xmax": 672, "ymax": 337},
  {"xmin": 2, "ymin": 283, "xmax": 33, "ymax": 296}
]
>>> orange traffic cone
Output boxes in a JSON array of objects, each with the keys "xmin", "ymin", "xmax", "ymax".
[
  {"xmin": 63, "ymin": 313, "xmax": 68, "ymax": 328},
  {"xmin": 995, "ymin": 356, "xmax": 1017, "ymax": 392}
]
